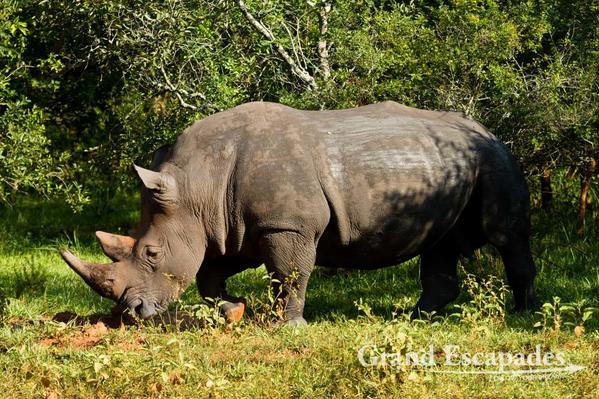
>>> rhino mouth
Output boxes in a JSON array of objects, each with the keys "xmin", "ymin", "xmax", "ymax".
[{"xmin": 115, "ymin": 292, "xmax": 165, "ymax": 319}]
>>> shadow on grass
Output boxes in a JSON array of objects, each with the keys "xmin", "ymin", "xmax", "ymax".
[
  {"xmin": 49, "ymin": 309, "xmax": 208, "ymax": 331},
  {"xmin": 0, "ymin": 193, "xmax": 139, "ymax": 249},
  {"xmin": 303, "ymin": 265, "xmax": 422, "ymax": 321}
]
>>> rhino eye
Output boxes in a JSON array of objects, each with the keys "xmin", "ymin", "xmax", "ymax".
[{"xmin": 144, "ymin": 246, "xmax": 162, "ymax": 264}]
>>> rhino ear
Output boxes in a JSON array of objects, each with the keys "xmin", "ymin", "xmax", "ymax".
[{"xmin": 133, "ymin": 164, "xmax": 178, "ymax": 204}]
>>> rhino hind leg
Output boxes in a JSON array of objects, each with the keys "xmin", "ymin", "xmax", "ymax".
[
  {"xmin": 495, "ymin": 240, "xmax": 537, "ymax": 311},
  {"xmin": 412, "ymin": 237, "xmax": 461, "ymax": 319},
  {"xmin": 259, "ymin": 230, "xmax": 316, "ymax": 326},
  {"xmin": 478, "ymin": 171, "xmax": 538, "ymax": 311}
]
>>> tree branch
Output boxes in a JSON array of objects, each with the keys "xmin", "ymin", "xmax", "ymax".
[
  {"xmin": 158, "ymin": 66, "xmax": 220, "ymax": 112},
  {"xmin": 318, "ymin": 1, "xmax": 332, "ymax": 81},
  {"xmin": 237, "ymin": 0, "xmax": 317, "ymax": 90}
]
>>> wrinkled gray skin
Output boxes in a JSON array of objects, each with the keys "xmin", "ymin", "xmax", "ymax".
[{"xmin": 61, "ymin": 101, "xmax": 537, "ymax": 325}]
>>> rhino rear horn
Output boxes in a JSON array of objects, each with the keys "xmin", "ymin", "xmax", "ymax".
[{"xmin": 95, "ymin": 231, "xmax": 135, "ymax": 261}]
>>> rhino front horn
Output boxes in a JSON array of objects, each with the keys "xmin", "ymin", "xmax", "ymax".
[{"xmin": 59, "ymin": 249, "xmax": 122, "ymax": 301}]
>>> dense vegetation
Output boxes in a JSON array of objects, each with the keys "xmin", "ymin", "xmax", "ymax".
[{"xmin": 1, "ymin": 0, "xmax": 598, "ymax": 226}]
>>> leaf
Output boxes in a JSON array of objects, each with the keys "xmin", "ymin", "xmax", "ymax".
[
  {"xmin": 93, "ymin": 362, "xmax": 103, "ymax": 374},
  {"xmin": 582, "ymin": 310, "xmax": 594, "ymax": 322}
]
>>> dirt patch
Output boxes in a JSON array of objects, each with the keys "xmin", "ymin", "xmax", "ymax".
[
  {"xmin": 39, "ymin": 320, "xmax": 149, "ymax": 350},
  {"xmin": 39, "ymin": 321, "xmax": 109, "ymax": 349},
  {"xmin": 50, "ymin": 310, "xmax": 208, "ymax": 330},
  {"xmin": 38, "ymin": 310, "xmax": 212, "ymax": 349},
  {"xmin": 71, "ymin": 321, "xmax": 109, "ymax": 347}
]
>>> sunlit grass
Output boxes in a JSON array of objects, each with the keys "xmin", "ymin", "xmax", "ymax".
[{"xmin": 0, "ymin": 197, "xmax": 597, "ymax": 398}]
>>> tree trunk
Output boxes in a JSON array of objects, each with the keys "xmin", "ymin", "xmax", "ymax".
[
  {"xmin": 540, "ymin": 167, "xmax": 553, "ymax": 210},
  {"xmin": 577, "ymin": 158, "xmax": 596, "ymax": 236}
]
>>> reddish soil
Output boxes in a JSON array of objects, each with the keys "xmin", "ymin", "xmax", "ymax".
[
  {"xmin": 34, "ymin": 307, "xmax": 247, "ymax": 350},
  {"xmin": 39, "ymin": 318, "xmax": 111, "ymax": 349},
  {"xmin": 37, "ymin": 310, "xmax": 212, "ymax": 349}
]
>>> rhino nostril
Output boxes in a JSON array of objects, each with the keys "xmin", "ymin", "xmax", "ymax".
[
  {"xmin": 135, "ymin": 302, "xmax": 144, "ymax": 315},
  {"xmin": 133, "ymin": 300, "xmax": 156, "ymax": 319},
  {"xmin": 127, "ymin": 298, "xmax": 142, "ymax": 314}
]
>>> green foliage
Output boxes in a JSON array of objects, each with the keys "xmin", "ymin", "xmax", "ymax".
[
  {"xmin": 179, "ymin": 300, "xmax": 228, "ymax": 330},
  {"xmin": 534, "ymin": 296, "xmax": 598, "ymax": 333},
  {"xmin": 0, "ymin": 1, "xmax": 84, "ymax": 208},
  {"xmin": 0, "ymin": 0, "xmax": 597, "ymax": 209}
]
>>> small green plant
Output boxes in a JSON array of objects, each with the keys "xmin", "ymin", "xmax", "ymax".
[
  {"xmin": 249, "ymin": 272, "xmax": 286, "ymax": 326},
  {"xmin": 378, "ymin": 325, "xmax": 412, "ymax": 358},
  {"xmin": 451, "ymin": 268, "xmax": 509, "ymax": 326},
  {"xmin": 190, "ymin": 301, "xmax": 228, "ymax": 329},
  {"xmin": 354, "ymin": 298, "xmax": 376, "ymax": 321},
  {"xmin": 534, "ymin": 297, "xmax": 597, "ymax": 333},
  {"xmin": 174, "ymin": 298, "xmax": 227, "ymax": 330},
  {"xmin": 534, "ymin": 296, "xmax": 564, "ymax": 332},
  {"xmin": 362, "ymin": 325, "xmax": 417, "ymax": 383},
  {"xmin": 559, "ymin": 301, "xmax": 597, "ymax": 330}
]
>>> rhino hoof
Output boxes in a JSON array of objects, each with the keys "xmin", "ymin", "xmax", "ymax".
[
  {"xmin": 282, "ymin": 316, "xmax": 308, "ymax": 328},
  {"xmin": 221, "ymin": 300, "xmax": 246, "ymax": 323}
]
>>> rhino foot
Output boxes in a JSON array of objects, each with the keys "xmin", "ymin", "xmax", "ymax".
[
  {"xmin": 281, "ymin": 316, "xmax": 308, "ymax": 328},
  {"xmin": 221, "ymin": 299, "xmax": 246, "ymax": 323}
]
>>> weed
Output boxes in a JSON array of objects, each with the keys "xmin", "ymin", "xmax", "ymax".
[
  {"xmin": 560, "ymin": 301, "xmax": 598, "ymax": 329},
  {"xmin": 534, "ymin": 297, "xmax": 597, "ymax": 333},
  {"xmin": 451, "ymin": 267, "xmax": 509, "ymax": 326},
  {"xmin": 182, "ymin": 300, "xmax": 227, "ymax": 330},
  {"xmin": 354, "ymin": 298, "xmax": 377, "ymax": 322},
  {"xmin": 249, "ymin": 272, "xmax": 287, "ymax": 326}
]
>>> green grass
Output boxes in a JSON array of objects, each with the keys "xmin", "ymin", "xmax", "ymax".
[{"xmin": 0, "ymin": 198, "xmax": 598, "ymax": 398}]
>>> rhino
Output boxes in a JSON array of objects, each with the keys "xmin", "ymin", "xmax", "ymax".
[{"xmin": 60, "ymin": 101, "xmax": 537, "ymax": 326}]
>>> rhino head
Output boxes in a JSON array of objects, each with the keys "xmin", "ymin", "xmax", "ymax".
[{"xmin": 60, "ymin": 164, "xmax": 205, "ymax": 318}]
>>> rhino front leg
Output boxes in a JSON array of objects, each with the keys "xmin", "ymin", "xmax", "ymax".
[
  {"xmin": 259, "ymin": 231, "xmax": 316, "ymax": 326},
  {"xmin": 196, "ymin": 259, "xmax": 251, "ymax": 323}
]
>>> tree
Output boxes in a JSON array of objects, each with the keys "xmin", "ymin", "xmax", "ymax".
[{"xmin": 0, "ymin": 1, "xmax": 85, "ymax": 208}]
